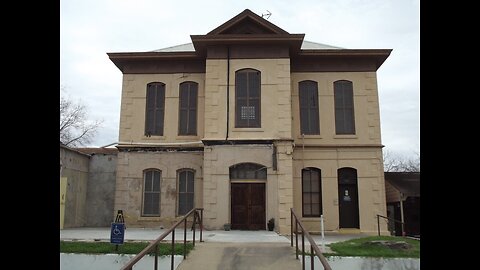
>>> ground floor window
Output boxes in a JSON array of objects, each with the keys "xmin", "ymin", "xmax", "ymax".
[
  {"xmin": 143, "ymin": 169, "xmax": 161, "ymax": 216},
  {"xmin": 302, "ymin": 168, "xmax": 322, "ymax": 217},
  {"xmin": 178, "ymin": 170, "xmax": 194, "ymax": 215}
]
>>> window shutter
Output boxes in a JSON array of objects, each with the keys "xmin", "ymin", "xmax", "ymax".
[
  {"xmin": 145, "ymin": 86, "xmax": 155, "ymax": 135},
  {"xmin": 154, "ymin": 84, "xmax": 165, "ymax": 135},
  {"xmin": 188, "ymin": 84, "xmax": 198, "ymax": 134},
  {"xmin": 299, "ymin": 81, "xmax": 319, "ymax": 135},
  {"xmin": 334, "ymin": 81, "xmax": 355, "ymax": 134},
  {"xmin": 179, "ymin": 82, "xmax": 198, "ymax": 135}
]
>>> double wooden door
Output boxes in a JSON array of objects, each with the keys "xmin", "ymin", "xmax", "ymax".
[{"xmin": 231, "ymin": 183, "xmax": 265, "ymax": 230}]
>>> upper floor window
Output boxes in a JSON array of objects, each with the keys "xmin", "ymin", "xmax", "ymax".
[
  {"xmin": 334, "ymin": 80, "xmax": 355, "ymax": 134},
  {"xmin": 178, "ymin": 170, "xmax": 195, "ymax": 215},
  {"xmin": 235, "ymin": 69, "xmax": 261, "ymax": 128},
  {"xmin": 143, "ymin": 169, "xmax": 161, "ymax": 216},
  {"xmin": 299, "ymin": 80, "xmax": 320, "ymax": 135},
  {"xmin": 178, "ymin": 82, "xmax": 198, "ymax": 135},
  {"xmin": 145, "ymin": 82, "xmax": 165, "ymax": 136}
]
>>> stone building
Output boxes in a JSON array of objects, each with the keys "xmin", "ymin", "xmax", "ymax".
[{"xmin": 108, "ymin": 9, "xmax": 391, "ymax": 234}]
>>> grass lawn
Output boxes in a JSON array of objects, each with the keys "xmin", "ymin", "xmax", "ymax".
[
  {"xmin": 324, "ymin": 236, "xmax": 419, "ymax": 258},
  {"xmin": 60, "ymin": 241, "xmax": 194, "ymax": 256}
]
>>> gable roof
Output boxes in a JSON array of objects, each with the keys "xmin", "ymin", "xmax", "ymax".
[
  {"xmin": 108, "ymin": 9, "xmax": 391, "ymax": 73},
  {"xmin": 207, "ymin": 9, "xmax": 289, "ymax": 35},
  {"xmin": 384, "ymin": 172, "xmax": 420, "ymax": 197},
  {"xmin": 151, "ymin": 40, "xmax": 343, "ymax": 52}
]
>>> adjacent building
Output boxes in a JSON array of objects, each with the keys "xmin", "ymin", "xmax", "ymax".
[
  {"xmin": 108, "ymin": 9, "xmax": 392, "ymax": 234},
  {"xmin": 385, "ymin": 172, "xmax": 420, "ymax": 237},
  {"xmin": 60, "ymin": 144, "xmax": 117, "ymax": 228}
]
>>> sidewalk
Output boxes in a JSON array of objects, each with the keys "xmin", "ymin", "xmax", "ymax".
[
  {"xmin": 60, "ymin": 227, "xmax": 290, "ymax": 243},
  {"xmin": 60, "ymin": 227, "xmax": 367, "ymax": 253}
]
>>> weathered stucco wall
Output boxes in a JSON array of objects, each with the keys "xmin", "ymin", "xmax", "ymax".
[
  {"xmin": 60, "ymin": 146, "xmax": 89, "ymax": 228},
  {"xmin": 114, "ymin": 151, "xmax": 204, "ymax": 227},
  {"xmin": 86, "ymin": 153, "xmax": 117, "ymax": 226}
]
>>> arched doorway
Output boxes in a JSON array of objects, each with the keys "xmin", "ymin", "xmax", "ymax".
[
  {"xmin": 230, "ymin": 163, "xmax": 267, "ymax": 230},
  {"xmin": 338, "ymin": 167, "xmax": 360, "ymax": 228}
]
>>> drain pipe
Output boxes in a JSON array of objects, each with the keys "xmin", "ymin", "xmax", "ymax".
[{"xmin": 225, "ymin": 45, "xmax": 231, "ymax": 142}]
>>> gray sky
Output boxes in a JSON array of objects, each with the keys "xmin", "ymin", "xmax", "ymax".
[{"xmin": 60, "ymin": 0, "xmax": 419, "ymax": 158}]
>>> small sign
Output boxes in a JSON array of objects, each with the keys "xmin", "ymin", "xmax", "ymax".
[{"xmin": 110, "ymin": 222, "xmax": 125, "ymax": 244}]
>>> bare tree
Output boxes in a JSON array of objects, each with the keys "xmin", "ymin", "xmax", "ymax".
[
  {"xmin": 60, "ymin": 88, "xmax": 103, "ymax": 147},
  {"xmin": 383, "ymin": 150, "xmax": 420, "ymax": 172}
]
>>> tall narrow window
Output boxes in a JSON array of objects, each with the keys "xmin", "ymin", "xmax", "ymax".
[
  {"xmin": 178, "ymin": 82, "xmax": 198, "ymax": 135},
  {"xmin": 178, "ymin": 170, "xmax": 194, "ymax": 215},
  {"xmin": 334, "ymin": 80, "xmax": 355, "ymax": 134},
  {"xmin": 143, "ymin": 170, "xmax": 161, "ymax": 216},
  {"xmin": 235, "ymin": 69, "xmax": 261, "ymax": 128},
  {"xmin": 302, "ymin": 168, "xmax": 322, "ymax": 217},
  {"xmin": 299, "ymin": 80, "xmax": 320, "ymax": 135},
  {"xmin": 145, "ymin": 82, "xmax": 165, "ymax": 136}
]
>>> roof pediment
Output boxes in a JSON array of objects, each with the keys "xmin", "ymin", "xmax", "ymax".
[{"xmin": 207, "ymin": 9, "xmax": 289, "ymax": 35}]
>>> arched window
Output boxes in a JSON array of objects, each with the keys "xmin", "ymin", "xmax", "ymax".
[
  {"xmin": 145, "ymin": 82, "xmax": 165, "ymax": 136},
  {"xmin": 178, "ymin": 170, "xmax": 195, "ymax": 215},
  {"xmin": 302, "ymin": 168, "xmax": 322, "ymax": 217},
  {"xmin": 235, "ymin": 69, "xmax": 261, "ymax": 128},
  {"xmin": 299, "ymin": 80, "xmax": 320, "ymax": 135},
  {"xmin": 229, "ymin": 163, "xmax": 267, "ymax": 179},
  {"xmin": 143, "ymin": 169, "xmax": 161, "ymax": 216},
  {"xmin": 334, "ymin": 80, "xmax": 355, "ymax": 134},
  {"xmin": 178, "ymin": 82, "xmax": 198, "ymax": 135}
]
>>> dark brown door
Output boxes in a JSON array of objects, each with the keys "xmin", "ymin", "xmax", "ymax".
[
  {"xmin": 338, "ymin": 184, "xmax": 359, "ymax": 228},
  {"xmin": 231, "ymin": 183, "xmax": 265, "ymax": 230}
]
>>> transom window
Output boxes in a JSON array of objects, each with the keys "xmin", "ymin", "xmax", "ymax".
[{"xmin": 230, "ymin": 163, "xmax": 267, "ymax": 179}]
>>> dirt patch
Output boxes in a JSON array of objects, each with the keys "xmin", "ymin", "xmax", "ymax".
[{"xmin": 362, "ymin": 240, "xmax": 412, "ymax": 250}]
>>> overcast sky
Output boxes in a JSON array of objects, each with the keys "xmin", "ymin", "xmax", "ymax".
[{"xmin": 60, "ymin": 0, "xmax": 419, "ymax": 158}]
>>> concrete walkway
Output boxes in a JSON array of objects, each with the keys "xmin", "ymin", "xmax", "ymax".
[
  {"xmin": 61, "ymin": 227, "xmax": 368, "ymax": 269},
  {"xmin": 177, "ymin": 242, "xmax": 301, "ymax": 270}
]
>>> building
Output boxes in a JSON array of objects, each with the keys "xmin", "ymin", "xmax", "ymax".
[
  {"xmin": 108, "ymin": 9, "xmax": 391, "ymax": 235},
  {"xmin": 385, "ymin": 172, "xmax": 420, "ymax": 237},
  {"xmin": 60, "ymin": 144, "xmax": 117, "ymax": 228}
]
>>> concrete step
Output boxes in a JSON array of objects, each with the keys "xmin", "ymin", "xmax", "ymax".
[{"xmin": 177, "ymin": 242, "xmax": 302, "ymax": 270}]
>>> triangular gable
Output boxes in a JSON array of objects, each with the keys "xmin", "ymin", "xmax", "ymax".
[{"xmin": 207, "ymin": 9, "xmax": 289, "ymax": 35}]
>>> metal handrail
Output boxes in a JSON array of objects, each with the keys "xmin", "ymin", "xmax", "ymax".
[
  {"xmin": 291, "ymin": 208, "xmax": 332, "ymax": 270},
  {"xmin": 121, "ymin": 208, "xmax": 204, "ymax": 270},
  {"xmin": 377, "ymin": 214, "xmax": 405, "ymax": 236}
]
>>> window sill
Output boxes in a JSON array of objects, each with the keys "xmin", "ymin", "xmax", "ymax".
[
  {"xmin": 232, "ymin": 128, "xmax": 264, "ymax": 132},
  {"xmin": 298, "ymin": 135, "xmax": 322, "ymax": 139},
  {"xmin": 138, "ymin": 216, "xmax": 161, "ymax": 221},
  {"xmin": 301, "ymin": 217, "xmax": 322, "ymax": 220},
  {"xmin": 143, "ymin": 136, "xmax": 166, "ymax": 140},
  {"xmin": 176, "ymin": 135, "xmax": 199, "ymax": 139},
  {"xmin": 333, "ymin": 135, "xmax": 358, "ymax": 139}
]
